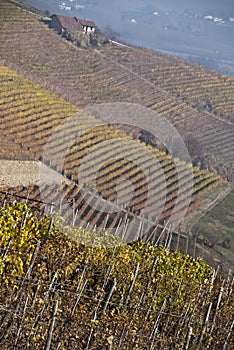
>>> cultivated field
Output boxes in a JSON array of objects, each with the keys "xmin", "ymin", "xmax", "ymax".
[
  {"xmin": 0, "ymin": 65, "xmax": 223, "ymax": 239},
  {"xmin": 0, "ymin": 202, "xmax": 233, "ymax": 349},
  {"xmin": 0, "ymin": 2, "xmax": 233, "ymax": 348},
  {"xmin": 0, "ymin": 0, "xmax": 233, "ymax": 177}
]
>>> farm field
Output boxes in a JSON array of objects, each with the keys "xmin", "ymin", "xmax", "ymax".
[
  {"xmin": 0, "ymin": 0, "xmax": 232, "ymax": 266},
  {"xmin": 0, "ymin": 65, "xmax": 223, "ymax": 242},
  {"xmin": 100, "ymin": 45, "xmax": 234, "ymax": 123},
  {"xmin": 99, "ymin": 45, "xmax": 234, "ymax": 176},
  {"xmin": 0, "ymin": 0, "xmax": 233, "ymax": 177},
  {"xmin": 0, "ymin": 1, "xmax": 233, "ymax": 348}
]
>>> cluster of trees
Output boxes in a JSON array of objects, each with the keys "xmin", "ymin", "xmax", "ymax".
[{"xmin": 60, "ymin": 25, "xmax": 120, "ymax": 48}]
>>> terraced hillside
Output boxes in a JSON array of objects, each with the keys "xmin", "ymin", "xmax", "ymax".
[
  {"xmin": 0, "ymin": 66, "xmax": 223, "ymax": 239},
  {"xmin": 101, "ymin": 45, "xmax": 234, "ymax": 123},
  {"xmin": 0, "ymin": 132, "xmax": 29, "ymax": 160},
  {"xmin": 0, "ymin": 0, "xmax": 233, "ymax": 177},
  {"xmin": 100, "ymin": 45, "xmax": 234, "ymax": 176},
  {"xmin": 0, "ymin": 65, "xmax": 78, "ymax": 159}
]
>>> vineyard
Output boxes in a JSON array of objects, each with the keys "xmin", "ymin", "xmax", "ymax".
[
  {"xmin": 0, "ymin": 201, "xmax": 233, "ymax": 349},
  {"xmin": 99, "ymin": 45, "xmax": 234, "ymax": 176},
  {"xmin": 0, "ymin": 181, "xmax": 225, "ymax": 267},
  {"xmin": 0, "ymin": 1, "xmax": 233, "ymax": 348},
  {"xmin": 100, "ymin": 45, "xmax": 234, "ymax": 122},
  {"xmin": 0, "ymin": 65, "xmax": 224, "ymax": 240},
  {"xmin": 0, "ymin": 0, "xmax": 233, "ymax": 176}
]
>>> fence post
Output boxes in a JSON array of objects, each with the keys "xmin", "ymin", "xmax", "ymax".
[
  {"xmin": 197, "ymin": 302, "xmax": 212, "ymax": 349},
  {"xmin": 44, "ymin": 300, "xmax": 59, "ymax": 350},
  {"xmin": 183, "ymin": 326, "xmax": 193, "ymax": 350}
]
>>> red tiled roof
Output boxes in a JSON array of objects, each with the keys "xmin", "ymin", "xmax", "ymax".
[
  {"xmin": 52, "ymin": 14, "xmax": 96, "ymax": 31},
  {"xmin": 79, "ymin": 19, "xmax": 96, "ymax": 28},
  {"xmin": 52, "ymin": 14, "xmax": 82, "ymax": 31}
]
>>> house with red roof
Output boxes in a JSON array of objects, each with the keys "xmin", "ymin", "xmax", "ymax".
[{"xmin": 50, "ymin": 14, "xmax": 96, "ymax": 34}]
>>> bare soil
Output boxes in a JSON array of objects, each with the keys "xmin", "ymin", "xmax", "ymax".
[{"xmin": 0, "ymin": 159, "xmax": 70, "ymax": 188}]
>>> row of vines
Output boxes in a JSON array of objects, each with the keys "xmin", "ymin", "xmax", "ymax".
[
  {"xmin": 0, "ymin": 65, "xmax": 224, "ymax": 238},
  {"xmin": 0, "ymin": 179, "xmax": 228, "ymax": 268},
  {"xmin": 0, "ymin": 0, "xmax": 233, "ymax": 173},
  {"xmin": 99, "ymin": 45, "xmax": 234, "ymax": 168},
  {"xmin": 0, "ymin": 201, "xmax": 233, "ymax": 349}
]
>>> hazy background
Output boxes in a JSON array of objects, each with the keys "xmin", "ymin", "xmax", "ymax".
[{"xmin": 22, "ymin": 0, "xmax": 234, "ymax": 76}]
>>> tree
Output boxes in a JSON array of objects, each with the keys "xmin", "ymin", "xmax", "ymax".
[
  {"xmin": 101, "ymin": 25, "xmax": 119, "ymax": 41},
  {"xmin": 44, "ymin": 10, "xmax": 51, "ymax": 18}
]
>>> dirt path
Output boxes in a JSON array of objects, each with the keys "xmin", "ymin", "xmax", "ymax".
[{"xmin": 0, "ymin": 159, "xmax": 71, "ymax": 188}]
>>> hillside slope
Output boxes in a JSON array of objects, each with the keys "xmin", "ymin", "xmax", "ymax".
[
  {"xmin": 0, "ymin": 201, "xmax": 233, "ymax": 349},
  {"xmin": 0, "ymin": 65, "xmax": 223, "ymax": 239},
  {"xmin": 0, "ymin": 0, "xmax": 233, "ymax": 178}
]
